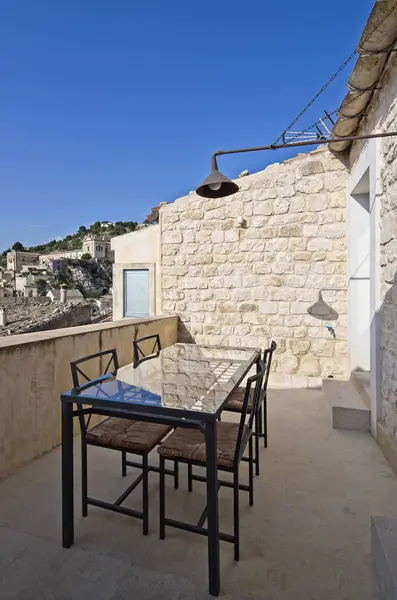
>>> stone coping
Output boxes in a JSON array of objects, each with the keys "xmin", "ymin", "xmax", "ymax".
[{"xmin": 0, "ymin": 314, "xmax": 178, "ymax": 349}]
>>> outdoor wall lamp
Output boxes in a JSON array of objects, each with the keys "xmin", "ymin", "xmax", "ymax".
[
  {"xmin": 195, "ymin": 130, "xmax": 397, "ymax": 199},
  {"xmin": 196, "ymin": 155, "xmax": 239, "ymax": 198}
]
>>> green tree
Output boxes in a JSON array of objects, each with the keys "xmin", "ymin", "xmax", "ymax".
[
  {"xmin": 81, "ymin": 253, "xmax": 92, "ymax": 261},
  {"xmin": 56, "ymin": 266, "xmax": 72, "ymax": 287},
  {"xmin": 78, "ymin": 225, "xmax": 87, "ymax": 235},
  {"xmin": 36, "ymin": 279, "xmax": 48, "ymax": 296},
  {"xmin": 12, "ymin": 241, "xmax": 24, "ymax": 251},
  {"xmin": 91, "ymin": 221, "xmax": 102, "ymax": 234},
  {"xmin": 125, "ymin": 221, "xmax": 138, "ymax": 230}
]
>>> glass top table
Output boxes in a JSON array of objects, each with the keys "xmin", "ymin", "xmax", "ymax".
[
  {"xmin": 62, "ymin": 343, "xmax": 260, "ymax": 419},
  {"xmin": 61, "ymin": 343, "xmax": 261, "ymax": 597}
]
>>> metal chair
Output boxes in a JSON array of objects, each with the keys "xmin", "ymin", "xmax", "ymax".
[
  {"xmin": 127, "ymin": 333, "xmax": 180, "ymax": 485},
  {"xmin": 133, "ymin": 334, "xmax": 161, "ymax": 368},
  {"xmin": 157, "ymin": 361, "xmax": 266, "ymax": 561},
  {"xmin": 70, "ymin": 348, "xmax": 172, "ymax": 535},
  {"xmin": 223, "ymin": 341, "xmax": 276, "ymax": 475}
]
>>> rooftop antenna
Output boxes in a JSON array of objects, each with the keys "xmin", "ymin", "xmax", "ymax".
[{"xmin": 283, "ymin": 111, "xmax": 335, "ymax": 145}]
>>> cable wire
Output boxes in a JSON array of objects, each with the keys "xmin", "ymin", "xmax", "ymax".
[{"xmin": 273, "ymin": 0, "xmax": 397, "ymax": 145}]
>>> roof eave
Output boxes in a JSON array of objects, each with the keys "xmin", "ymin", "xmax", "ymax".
[{"xmin": 329, "ymin": 0, "xmax": 397, "ymax": 153}]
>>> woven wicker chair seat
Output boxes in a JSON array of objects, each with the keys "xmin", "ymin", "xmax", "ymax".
[
  {"xmin": 158, "ymin": 422, "xmax": 248, "ymax": 468},
  {"xmin": 87, "ymin": 417, "xmax": 171, "ymax": 454},
  {"xmin": 225, "ymin": 387, "xmax": 254, "ymax": 412}
]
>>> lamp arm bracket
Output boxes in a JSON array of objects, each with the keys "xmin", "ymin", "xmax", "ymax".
[{"xmin": 209, "ymin": 130, "xmax": 397, "ymax": 169}]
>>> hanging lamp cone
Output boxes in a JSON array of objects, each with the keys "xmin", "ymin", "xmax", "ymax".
[{"xmin": 196, "ymin": 169, "xmax": 239, "ymax": 199}]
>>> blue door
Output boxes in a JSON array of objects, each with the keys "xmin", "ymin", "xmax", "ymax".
[{"xmin": 124, "ymin": 269, "xmax": 150, "ymax": 317}]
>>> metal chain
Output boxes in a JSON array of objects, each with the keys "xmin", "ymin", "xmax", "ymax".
[
  {"xmin": 273, "ymin": 0, "xmax": 397, "ymax": 145},
  {"xmin": 272, "ymin": 57, "xmax": 356, "ymax": 145}
]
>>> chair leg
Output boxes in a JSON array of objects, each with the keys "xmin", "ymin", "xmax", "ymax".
[
  {"xmin": 258, "ymin": 404, "xmax": 263, "ymax": 436},
  {"xmin": 174, "ymin": 460, "xmax": 179, "ymax": 489},
  {"xmin": 188, "ymin": 463, "xmax": 193, "ymax": 492},
  {"xmin": 263, "ymin": 396, "xmax": 268, "ymax": 448},
  {"xmin": 159, "ymin": 456, "xmax": 165, "ymax": 540},
  {"xmin": 249, "ymin": 437, "xmax": 254, "ymax": 507},
  {"xmin": 81, "ymin": 437, "xmax": 88, "ymax": 517},
  {"xmin": 121, "ymin": 451, "xmax": 127, "ymax": 477},
  {"xmin": 142, "ymin": 454, "xmax": 149, "ymax": 536},
  {"xmin": 233, "ymin": 468, "xmax": 240, "ymax": 561},
  {"xmin": 255, "ymin": 413, "xmax": 260, "ymax": 477}
]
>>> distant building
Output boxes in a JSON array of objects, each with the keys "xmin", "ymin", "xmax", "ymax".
[
  {"xmin": 20, "ymin": 264, "xmax": 48, "ymax": 274},
  {"xmin": 82, "ymin": 235, "xmax": 114, "ymax": 262},
  {"xmin": 48, "ymin": 259, "xmax": 67, "ymax": 272},
  {"xmin": 0, "ymin": 269, "xmax": 14, "ymax": 283},
  {"xmin": 39, "ymin": 250, "xmax": 83, "ymax": 266},
  {"xmin": 15, "ymin": 272, "xmax": 49, "ymax": 297},
  {"xmin": 0, "ymin": 284, "xmax": 12, "ymax": 298},
  {"xmin": 7, "ymin": 236, "xmax": 114, "ymax": 280},
  {"xmin": 7, "ymin": 251, "xmax": 40, "ymax": 272},
  {"xmin": 22, "ymin": 283, "xmax": 38, "ymax": 298}
]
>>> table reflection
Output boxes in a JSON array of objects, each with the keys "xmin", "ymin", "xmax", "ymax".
[{"xmin": 116, "ymin": 343, "xmax": 257, "ymax": 414}]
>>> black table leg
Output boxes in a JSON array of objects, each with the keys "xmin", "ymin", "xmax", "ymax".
[
  {"xmin": 62, "ymin": 400, "xmax": 74, "ymax": 548},
  {"xmin": 205, "ymin": 419, "xmax": 220, "ymax": 597}
]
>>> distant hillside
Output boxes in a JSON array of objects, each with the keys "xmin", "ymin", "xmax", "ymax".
[
  {"xmin": 51, "ymin": 258, "xmax": 113, "ymax": 298},
  {"xmin": 1, "ymin": 220, "xmax": 138, "ymax": 258}
]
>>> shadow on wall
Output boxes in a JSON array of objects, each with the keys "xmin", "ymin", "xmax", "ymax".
[
  {"xmin": 178, "ymin": 321, "xmax": 195, "ymax": 344},
  {"xmin": 307, "ymin": 291, "xmax": 339, "ymax": 321},
  {"xmin": 376, "ymin": 267, "xmax": 397, "ymax": 439},
  {"xmin": 307, "ymin": 291, "xmax": 339, "ymax": 340}
]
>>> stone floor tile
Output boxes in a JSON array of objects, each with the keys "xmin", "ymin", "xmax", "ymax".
[
  {"xmin": 1, "ymin": 387, "xmax": 395, "ymax": 599},
  {"xmin": 0, "ymin": 527, "xmax": 36, "ymax": 573},
  {"xmin": 109, "ymin": 563, "xmax": 204, "ymax": 600}
]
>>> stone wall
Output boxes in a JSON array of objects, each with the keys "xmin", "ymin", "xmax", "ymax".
[
  {"xmin": 379, "ymin": 101, "xmax": 397, "ymax": 441},
  {"xmin": 160, "ymin": 146, "xmax": 349, "ymax": 386}
]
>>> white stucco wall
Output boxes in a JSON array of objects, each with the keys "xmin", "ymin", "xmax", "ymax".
[
  {"xmin": 0, "ymin": 315, "xmax": 178, "ymax": 479},
  {"xmin": 111, "ymin": 225, "xmax": 161, "ymax": 320},
  {"xmin": 348, "ymin": 52, "xmax": 397, "ymax": 444}
]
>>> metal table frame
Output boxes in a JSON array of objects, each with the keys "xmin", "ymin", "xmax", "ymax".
[{"xmin": 61, "ymin": 345, "xmax": 261, "ymax": 597}]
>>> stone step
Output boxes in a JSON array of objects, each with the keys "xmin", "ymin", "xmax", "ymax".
[
  {"xmin": 351, "ymin": 369, "xmax": 371, "ymax": 409},
  {"xmin": 372, "ymin": 517, "xmax": 397, "ymax": 600},
  {"xmin": 322, "ymin": 378, "xmax": 371, "ymax": 432}
]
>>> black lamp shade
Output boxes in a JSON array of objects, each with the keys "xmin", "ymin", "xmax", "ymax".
[{"xmin": 196, "ymin": 170, "xmax": 239, "ymax": 199}]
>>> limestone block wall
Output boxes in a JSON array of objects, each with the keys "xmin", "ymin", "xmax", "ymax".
[
  {"xmin": 374, "ymin": 61, "xmax": 397, "ymax": 441},
  {"xmin": 379, "ymin": 104, "xmax": 397, "ymax": 440},
  {"xmin": 160, "ymin": 146, "xmax": 349, "ymax": 385}
]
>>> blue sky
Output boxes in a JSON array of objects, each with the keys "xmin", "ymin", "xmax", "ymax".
[{"xmin": 0, "ymin": 0, "xmax": 374, "ymax": 250}]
